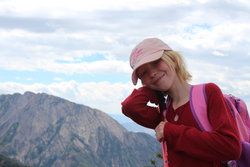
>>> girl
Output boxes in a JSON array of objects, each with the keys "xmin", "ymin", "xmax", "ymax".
[{"xmin": 121, "ymin": 38, "xmax": 241, "ymax": 167}]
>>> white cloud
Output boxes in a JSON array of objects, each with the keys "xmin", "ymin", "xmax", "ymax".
[
  {"xmin": 0, "ymin": 57, "xmax": 131, "ymax": 74},
  {"xmin": 188, "ymin": 59, "xmax": 250, "ymax": 96},
  {"xmin": 212, "ymin": 51, "xmax": 227, "ymax": 57},
  {"xmin": 170, "ymin": 23, "xmax": 250, "ymax": 52},
  {"xmin": 0, "ymin": 0, "xmax": 194, "ymax": 17},
  {"xmin": 0, "ymin": 81, "xmax": 135, "ymax": 115},
  {"xmin": 0, "ymin": 0, "xmax": 250, "ymax": 116},
  {"xmin": 0, "ymin": 80, "xmax": 249, "ymax": 115},
  {"xmin": 53, "ymin": 77, "xmax": 63, "ymax": 81},
  {"xmin": 0, "ymin": 29, "xmax": 132, "ymax": 74}
]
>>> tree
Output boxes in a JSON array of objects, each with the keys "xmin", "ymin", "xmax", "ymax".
[{"xmin": 143, "ymin": 152, "xmax": 163, "ymax": 167}]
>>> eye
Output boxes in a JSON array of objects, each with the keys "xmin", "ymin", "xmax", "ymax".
[
  {"xmin": 138, "ymin": 70, "xmax": 147, "ymax": 79},
  {"xmin": 152, "ymin": 59, "xmax": 161, "ymax": 66}
]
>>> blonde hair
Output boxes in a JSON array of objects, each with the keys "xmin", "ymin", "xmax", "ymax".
[{"xmin": 161, "ymin": 51, "xmax": 192, "ymax": 82}]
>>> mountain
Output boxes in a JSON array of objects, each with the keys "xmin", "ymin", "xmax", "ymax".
[
  {"xmin": 109, "ymin": 114, "xmax": 155, "ymax": 136},
  {"xmin": 0, "ymin": 92, "xmax": 162, "ymax": 167},
  {"xmin": 0, "ymin": 154, "xmax": 31, "ymax": 167}
]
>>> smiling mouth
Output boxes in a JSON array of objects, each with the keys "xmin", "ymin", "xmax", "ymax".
[{"xmin": 152, "ymin": 73, "xmax": 165, "ymax": 84}]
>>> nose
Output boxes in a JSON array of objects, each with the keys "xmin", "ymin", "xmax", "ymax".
[{"xmin": 148, "ymin": 68, "xmax": 157, "ymax": 78}]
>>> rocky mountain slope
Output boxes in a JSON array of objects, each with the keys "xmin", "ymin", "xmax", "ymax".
[
  {"xmin": 0, "ymin": 92, "xmax": 162, "ymax": 167},
  {"xmin": 0, "ymin": 154, "xmax": 31, "ymax": 167}
]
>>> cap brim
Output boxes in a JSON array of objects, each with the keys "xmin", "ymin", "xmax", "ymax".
[{"xmin": 131, "ymin": 50, "xmax": 164, "ymax": 85}]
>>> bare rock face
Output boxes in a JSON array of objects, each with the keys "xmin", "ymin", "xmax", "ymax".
[{"xmin": 0, "ymin": 92, "xmax": 162, "ymax": 167}]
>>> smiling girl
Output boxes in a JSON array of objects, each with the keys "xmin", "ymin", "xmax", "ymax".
[{"xmin": 121, "ymin": 38, "xmax": 241, "ymax": 167}]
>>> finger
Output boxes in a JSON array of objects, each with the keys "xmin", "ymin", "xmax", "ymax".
[{"xmin": 157, "ymin": 135, "xmax": 163, "ymax": 142}]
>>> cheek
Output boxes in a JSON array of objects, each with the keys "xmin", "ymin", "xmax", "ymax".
[
  {"xmin": 140, "ymin": 80, "xmax": 146, "ymax": 86},
  {"xmin": 165, "ymin": 66, "xmax": 176, "ymax": 77},
  {"xmin": 141, "ymin": 78, "xmax": 150, "ymax": 86}
]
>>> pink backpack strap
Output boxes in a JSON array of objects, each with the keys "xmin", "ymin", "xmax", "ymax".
[
  {"xmin": 161, "ymin": 140, "xmax": 169, "ymax": 167},
  {"xmin": 161, "ymin": 99, "xmax": 171, "ymax": 167},
  {"xmin": 224, "ymin": 95, "xmax": 250, "ymax": 142},
  {"xmin": 190, "ymin": 84, "xmax": 213, "ymax": 131}
]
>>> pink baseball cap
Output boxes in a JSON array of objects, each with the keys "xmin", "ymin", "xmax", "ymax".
[{"xmin": 130, "ymin": 38, "xmax": 172, "ymax": 85}]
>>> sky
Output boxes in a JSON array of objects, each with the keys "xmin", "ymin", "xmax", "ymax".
[{"xmin": 0, "ymin": 0, "xmax": 250, "ymax": 120}]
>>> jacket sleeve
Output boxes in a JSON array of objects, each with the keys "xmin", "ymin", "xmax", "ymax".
[
  {"xmin": 121, "ymin": 87, "xmax": 162, "ymax": 129},
  {"xmin": 163, "ymin": 83, "xmax": 242, "ymax": 161}
]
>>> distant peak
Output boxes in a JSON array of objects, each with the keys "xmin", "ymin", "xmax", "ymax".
[{"xmin": 24, "ymin": 91, "xmax": 35, "ymax": 95}]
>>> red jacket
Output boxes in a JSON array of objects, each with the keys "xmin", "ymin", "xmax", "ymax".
[{"xmin": 121, "ymin": 83, "xmax": 241, "ymax": 167}]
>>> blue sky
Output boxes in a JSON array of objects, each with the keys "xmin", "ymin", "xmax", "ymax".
[{"xmin": 0, "ymin": 0, "xmax": 250, "ymax": 120}]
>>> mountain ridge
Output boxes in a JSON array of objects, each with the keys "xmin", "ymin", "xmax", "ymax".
[{"xmin": 0, "ymin": 91, "xmax": 162, "ymax": 167}]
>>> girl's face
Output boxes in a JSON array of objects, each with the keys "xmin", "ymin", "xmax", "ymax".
[{"xmin": 136, "ymin": 59, "xmax": 176, "ymax": 91}]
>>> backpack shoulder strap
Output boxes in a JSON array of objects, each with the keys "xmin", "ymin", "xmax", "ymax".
[
  {"xmin": 190, "ymin": 84, "xmax": 250, "ymax": 167},
  {"xmin": 224, "ymin": 95, "xmax": 250, "ymax": 142},
  {"xmin": 190, "ymin": 84, "xmax": 213, "ymax": 131}
]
